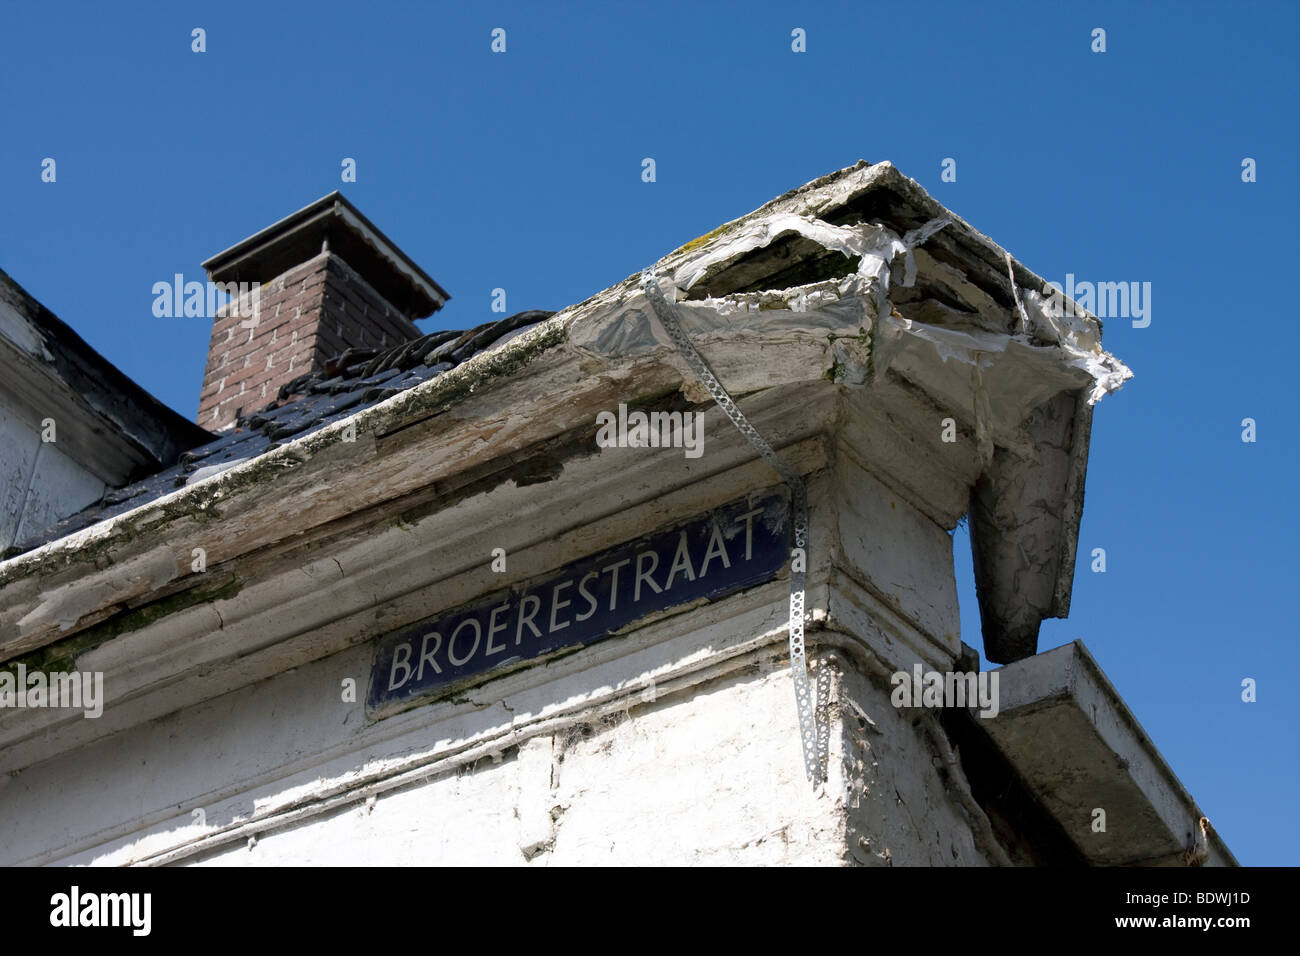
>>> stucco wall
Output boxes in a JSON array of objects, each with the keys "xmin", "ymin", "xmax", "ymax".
[
  {"xmin": 179, "ymin": 651, "xmax": 991, "ymax": 866},
  {"xmin": 2, "ymin": 632, "xmax": 992, "ymax": 866},
  {"xmin": 0, "ymin": 395, "xmax": 106, "ymax": 551},
  {"xmin": 0, "ymin": 453, "xmax": 991, "ymax": 866}
]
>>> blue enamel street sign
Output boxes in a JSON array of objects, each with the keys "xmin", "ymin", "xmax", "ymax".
[{"xmin": 367, "ymin": 488, "xmax": 791, "ymax": 714}]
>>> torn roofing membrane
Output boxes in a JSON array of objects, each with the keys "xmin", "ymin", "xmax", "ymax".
[
  {"xmin": 564, "ymin": 159, "xmax": 1132, "ymax": 663},
  {"xmin": 573, "ymin": 177, "xmax": 1129, "ymax": 410}
]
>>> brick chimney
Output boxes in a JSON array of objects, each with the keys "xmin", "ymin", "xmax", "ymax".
[{"xmin": 197, "ymin": 192, "xmax": 449, "ymax": 430}]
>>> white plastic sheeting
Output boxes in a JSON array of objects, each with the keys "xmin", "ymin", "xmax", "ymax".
[{"xmin": 568, "ymin": 212, "xmax": 1131, "ymax": 409}]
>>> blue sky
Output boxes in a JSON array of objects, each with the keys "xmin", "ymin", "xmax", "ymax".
[{"xmin": 2, "ymin": 1, "xmax": 1296, "ymax": 865}]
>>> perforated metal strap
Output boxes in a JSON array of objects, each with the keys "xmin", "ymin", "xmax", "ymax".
[{"xmin": 640, "ymin": 273, "xmax": 822, "ymax": 786}]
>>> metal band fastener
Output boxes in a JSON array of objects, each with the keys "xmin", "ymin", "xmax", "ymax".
[{"xmin": 640, "ymin": 272, "xmax": 822, "ymax": 787}]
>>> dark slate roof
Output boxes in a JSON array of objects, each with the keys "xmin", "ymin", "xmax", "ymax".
[{"xmin": 8, "ymin": 310, "xmax": 554, "ymax": 556}]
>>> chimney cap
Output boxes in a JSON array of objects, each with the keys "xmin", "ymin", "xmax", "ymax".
[{"xmin": 201, "ymin": 191, "xmax": 449, "ymax": 318}]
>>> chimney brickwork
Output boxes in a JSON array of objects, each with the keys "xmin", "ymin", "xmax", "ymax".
[
  {"xmin": 197, "ymin": 253, "xmax": 421, "ymax": 428},
  {"xmin": 196, "ymin": 192, "xmax": 449, "ymax": 431}
]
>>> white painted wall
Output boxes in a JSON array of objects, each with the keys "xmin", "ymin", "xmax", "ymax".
[
  {"xmin": 0, "ymin": 456, "xmax": 986, "ymax": 866},
  {"xmin": 0, "ymin": 642, "xmax": 987, "ymax": 866},
  {"xmin": 188, "ymin": 656, "xmax": 991, "ymax": 867},
  {"xmin": 0, "ymin": 393, "xmax": 106, "ymax": 551}
]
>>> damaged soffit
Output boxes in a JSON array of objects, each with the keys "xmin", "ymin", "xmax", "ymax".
[{"xmin": 567, "ymin": 159, "xmax": 1131, "ymax": 663}]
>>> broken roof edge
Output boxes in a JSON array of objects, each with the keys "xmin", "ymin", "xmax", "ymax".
[
  {"xmin": 1, "ymin": 161, "xmax": 1128, "ymax": 663},
  {"xmin": 654, "ymin": 160, "xmax": 1130, "ymax": 391},
  {"xmin": 0, "ymin": 160, "xmax": 1115, "ymax": 584},
  {"xmin": 679, "ymin": 160, "xmax": 1049, "ymax": 302},
  {"xmin": 600, "ymin": 159, "xmax": 1127, "ymax": 662}
]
